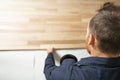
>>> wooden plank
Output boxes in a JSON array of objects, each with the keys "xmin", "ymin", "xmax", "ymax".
[{"xmin": 0, "ymin": 0, "xmax": 119, "ymax": 50}]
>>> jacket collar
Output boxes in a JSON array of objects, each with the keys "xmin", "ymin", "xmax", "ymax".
[{"xmin": 77, "ymin": 56, "xmax": 120, "ymax": 67}]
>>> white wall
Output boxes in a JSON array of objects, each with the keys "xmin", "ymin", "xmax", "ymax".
[{"xmin": 0, "ymin": 49, "xmax": 89, "ymax": 80}]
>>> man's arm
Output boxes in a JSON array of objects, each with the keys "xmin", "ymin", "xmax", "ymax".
[{"xmin": 44, "ymin": 47, "xmax": 57, "ymax": 80}]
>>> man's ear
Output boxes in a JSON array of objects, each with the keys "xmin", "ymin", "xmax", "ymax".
[{"xmin": 88, "ymin": 34, "xmax": 95, "ymax": 45}]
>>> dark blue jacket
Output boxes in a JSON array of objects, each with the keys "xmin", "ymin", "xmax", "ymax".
[{"xmin": 44, "ymin": 53, "xmax": 120, "ymax": 80}]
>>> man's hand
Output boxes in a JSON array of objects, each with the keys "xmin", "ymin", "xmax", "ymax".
[{"xmin": 47, "ymin": 47, "xmax": 55, "ymax": 53}]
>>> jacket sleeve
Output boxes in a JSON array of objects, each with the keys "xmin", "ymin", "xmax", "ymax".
[{"xmin": 44, "ymin": 53, "xmax": 57, "ymax": 80}]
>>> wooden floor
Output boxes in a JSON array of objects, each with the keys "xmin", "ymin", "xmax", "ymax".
[{"xmin": 0, "ymin": 0, "xmax": 119, "ymax": 50}]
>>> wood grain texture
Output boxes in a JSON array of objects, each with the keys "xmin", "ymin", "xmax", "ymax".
[{"xmin": 0, "ymin": 0, "xmax": 119, "ymax": 50}]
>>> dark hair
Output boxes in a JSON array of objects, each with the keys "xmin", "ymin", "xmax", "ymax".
[
  {"xmin": 60, "ymin": 54, "xmax": 77, "ymax": 64},
  {"xmin": 89, "ymin": 2, "xmax": 120, "ymax": 54}
]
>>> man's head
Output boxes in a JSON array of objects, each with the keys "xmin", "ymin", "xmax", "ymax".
[{"xmin": 86, "ymin": 2, "xmax": 120, "ymax": 56}]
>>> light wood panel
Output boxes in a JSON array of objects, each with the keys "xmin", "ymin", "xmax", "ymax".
[{"xmin": 0, "ymin": 0, "xmax": 119, "ymax": 50}]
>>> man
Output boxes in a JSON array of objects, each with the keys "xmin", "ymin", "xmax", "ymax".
[{"xmin": 44, "ymin": 2, "xmax": 120, "ymax": 80}]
